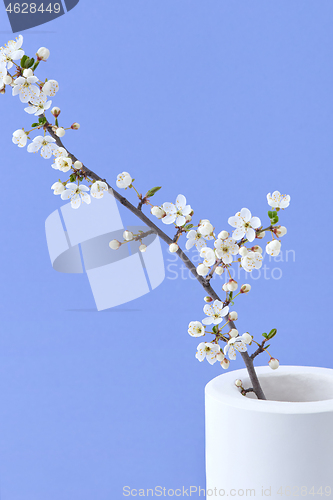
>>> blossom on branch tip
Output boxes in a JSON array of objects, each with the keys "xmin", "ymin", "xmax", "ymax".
[
  {"xmin": 188, "ymin": 321, "xmax": 205, "ymax": 337},
  {"xmin": 269, "ymin": 358, "xmax": 280, "ymax": 370},
  {"xmin": 195, "ymin": 342, "xmax": 222, "ymax": 365},
  {"xmin": 202, "ymin": 300, "xmax": 229, "ymax": 325},
  {"xmin": 109, "ymin": 239, "xmax": 121, "ymax": 250},
  {"xmin": 0, "ymin": 35, "xmax": 24, "ymax": 69},
  {"xmin": 43, "ymin": 79, "xmax": 59, "ymax": 97},
  {"xmin": 36, "ymin": 47, "xmax": 50, "ymax": 61},
  {"xmin": 24, "ymin": 92, "xmax": 52, "ymax": 116},
  {"xmin": 267, "ymin": 191, "xmax": 290, "ymax": 209},
  {"xmin": 116, "ymin": 171, "xmax": 132, "ymax": 189},
  {"xmin": 214, "ymin": 237, "xmax": 239, "ymax": 264},
  {"xmin": 12, "ymin": 129, "xmax": 27, "ymax": 147},
  {"xmin": 266, "ymin": 240, "xmax": 281, "ymax": 257},
  {"xmin": 162, "ymin": 194, "xmax": 192, "ymax": 227},
  {"xmin": 51, "ymin": 181, "xmax": 65, "ymax": 195},
  {"xmin": 241, "ymin": 251, "xmax": 263, "ymax": 272},
  {"xmin": 228, "ymin": 208, "xmax": 261, "ymax": 242},
  {"xmin": 12, "ymin": 75, "xmax": 40, "ymax": 103},
  {"xmin": 60, "ymin": 183, "xmax": 91, "ymax": 209},
  {"xmin": 91, "ymin": 180, "xmax": 108, "ymax": 199},
  {"xmin": 27, "ymin": 135, "xmax": 57, "ymax": 158}
]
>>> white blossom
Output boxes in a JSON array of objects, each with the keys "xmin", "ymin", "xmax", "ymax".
[
  {"xmin": 116, "ymin": 171, "xmax": 132, "ymax": 189},
  {"xmin": 266, "ymin": 240, "xmax": 281, "ymax": 257},
  {"xmin": 43, "ymin": 79, "xmax": 59, "ymax": 97},
  {"xmin": 267, "ymin": 191, "xmax": 290, "ymax": 209},
  {"xmin": 214, "ymin": 237, "xmax": 239, "ymax": 264},
  {"xmin": 251, "ymin": 245, "xmax": 262, "ymax": 253},
  {"xmin": 54, "ymin": 156, "xmax": 72, "ymax": 172},
  {"xmin": 51, "ymin": 181, "xmax": 65, "ymax": 195},
  {"xmin": 197, "ymin": 263, "xmax": 209, "ymax": 276},
  {"xmin": 73, "ymin": 160, "xmax": 83, "ymax": 170},
  {"xmin": 60, "ymin": 183, "xmax": 91, "ymax": 209},
  {"xmin": 3, "ymin": 74, "xmax": 12, "ymax": 85},
  {"xmin": 12, "ymin": 129, "xmax": 27, "ymax": 147},
  {"xmin": 27, "ymin": 135, "xmax": 57, "ymax": 159},
  {"xmin": 229, "ymin": 328, "xmax": 239, "ymax": 338},
  {"xmin": 224, "ymin": 336, "xmax": 248, "ymax": 360},
  {"xmin": 151, "ymin": 206, "xmax": 166, "ymax": 219},
  {"xmin": 202, "ymin": 300, "xmax": 229, "ymax": 325},
  {"xmin": 228, "ymin": 208, "xmax": 261, "ymax": 242},
  {"xmin": 139, "ymin": 244, "xmax": 147, "ymax": 252},
  {"xmin": 242, "ymin": 333, "xmax": 252, "ymax": 344},
  {"xmin": 229, "ymin": 311, "xmax": 238, "ymax": 321},
  {"xmin": 162, "ymin": 194, "xmax": 192, "ymax": 227},
  {"xmin": 227, "ymin": 279, "xmax": 238, "ymax": 292},
  {"xmin": 218, "ymin": 230, "xmax": 229, "ymax": 240},
  {"xmin": 241, "ymin": 251, "xmax": 263, "ymax": 272},
  {"xmin": 214, "ymin": 266, "xmax": 224, "ymax": 275},
  {"xmin": 12, "ymin": 75, "xmax": 40, "ymax": 103},
  {"xmin": 269, "ymin": 358, "xmax": 280, "ymax": 370},
  {"xmin": 36, "ymin": 47, "xmax": 50, "ymax": 61},
  {"xmin": 109, "ymin": 239, "xmax": 121, "ymax": 250},
  {"xmin": 0, "ymin": 62, "xmax": 7, "ymax": 88},
  {"xmin": 239, "ymin": 247, "xmax": 248, "ymax": 257},
  {"xmin": 0, "ymin": 35, "xmax": 24, "ymax": 69},
  {"xmin": 169, "ymin": 243, "xmax": 179, "ymax": 253},
  {"xmin": 91, "ymin": 180, "xmax": 108, "ymax": 198},
  {"xmin": 188, "ymin": 321, "xmax": 205, "ymax": 337},
  {"xmin": 186, "ymin": 229, "xmax": 212, "ymax": 251},
  {"xmin": 198, "ymin": 220, "xmax": 214, "ymax": 237},
  {"xmin": 24, "ymin": 92, "xmax": 51, "ymax": 116},
  {"xmin": 51, "ymin": 147, "xmax": 68, "ymax": 168},
  {"xmin": 56, "ymin": 127, "xmax": 65, "ymax": 137},
  {"xmin": 200, "ymin": 247, "xmax": 216, "ymax": 267},
  {"xmin": 195, "ymin": 342, "xmax": 222, "ymax": 365}
]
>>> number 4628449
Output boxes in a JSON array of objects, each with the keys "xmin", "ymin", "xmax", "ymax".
[{"xmin": 6, "ymin": 3, "xmax": 61, "ymax": 14}]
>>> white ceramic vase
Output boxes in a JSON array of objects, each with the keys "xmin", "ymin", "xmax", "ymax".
[{"xmin": 205, "ymin": 366, "xmax": 333, "ymax": 498}]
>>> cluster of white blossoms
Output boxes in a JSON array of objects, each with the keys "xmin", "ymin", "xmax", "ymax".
[
  {"xmin": 2, "ymin": 35, "xmax": 109, "ymax": 210},
  {"xmin": 113, "ymin": 169, "xmax": 290, "ymax": 373}
]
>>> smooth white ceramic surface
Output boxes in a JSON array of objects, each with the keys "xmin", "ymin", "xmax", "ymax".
[{"xmin": 205, "ymin": 366, "xmax": 333, "ymax": 498}]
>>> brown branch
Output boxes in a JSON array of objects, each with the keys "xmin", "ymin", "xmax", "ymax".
[{"xmin": 45, "ymin": 119, "xmax": 266, "ymax": 400}]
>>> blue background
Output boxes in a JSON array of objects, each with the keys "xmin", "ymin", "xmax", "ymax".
[{"xmin": 0, "ymin": 1, "xmax": 332, "ymax": 498}]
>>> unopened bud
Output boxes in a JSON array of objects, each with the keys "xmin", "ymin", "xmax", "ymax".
[
  {"xmin": 240, "ymin": 284, "xmax": 251, "ymax": 294},
  {"xmin": 235, "ymin": 379, "xmax": 242, "ymax": 387},
  {"xmin": 266, "ymin": 239, "xmax": 281, "ymax": 257},
  {"xmin": 169, "ymin": 243, "xmax": 179, "ymax": 253},
  {"xmin": 239, "ymin": 247, "xmax": 248, "ymax": 257},
  {"xmin": 274, "ymin": 225, "xmax": 287, "ymax": 237},
  {"xmin": 227, "ymin": 279, "xmax": 238, "ymax": 292},
  {"xmin": 242, "ymin": 333, "xmax": 252, "ymax": 344},
  {"xmin": 23, "ymin": 68, "xmax": 33, "ymax": 78},
  {"xmin": 251, "ymin": 245, "xmax": 262, "ymax": 253},
  {"xmin": 36, "ymin": 47, "xmax": 50, "ymax": 61},
  {"xmin": 216, "ymin": 351, "xmax": 225, "ymax": 362},
  {"xmin": 139, "ymin": 244, "xmax": 147, "ymax": 252},
  {"xmin": 218, "ymin": 230, "xmax": 229, "ymax": 240},
  {"xmin": 56, "ymin": 127, "xmax": 65, "ymax": 138},
  {"xmin": 0, "ymin": 86, "xmax": 5, "ymax": 94},
  {"xmin": 198, "ymin": 221, "xmax": 214, "ymax": 236},
  {"xmin": 269, "ymin": 358, "xmax": 280, "ymax": 370},
  {"xmin": 3, "ymin": 75, "xmax": 12, "ymax": 85},
  {"xmin": 229, "ymin": 328, "xmax": 238, "ymax": 338},
  {"xmin": 229, "ymin": 311, "xmax": 238, "ymax": 321},
  {"xmin": 256, "ymin": 231, "xmax": 265, "ymax": 239},
  {"xmin": 71, "ymin": 122, "xmax": 80, "ymax": 130},
  {"xmin": 51, "ymin": 106, "xmax": 61, "ymax": 117},
  {"xmin": 222, "ymin": 283, "xmax": 229, "ymax": 292},
  {"xmin": 151, "ymin": 206, "xmax": 166, "ymax": 219},
  {"xmin": 204, "ymin": 296, "xmax": 213, "ymax": 303},
  {"xmin": 123, "ymin": 230, "xmax": 134, "ymax": 241},
  {"xmin": 109, "ymin": 239, "xmax": 121, "ymax": 250},
  {"xmin": 197, "ymin": 263, "xmax": 209, "ymax": 276},
  {"xmin": 185, "ymin": 214, "xmax": 192, "ymax": 222},
  {"xmin": 73, "ymin": 160, "xmax": 83, "ymax": 170},
  {"xmin": 215, "ymin": 266, "xmax": 224, "ymax": 275},
  {"xmin": 221, "ymin": 358, "xmax": 230, "ymax": 370}
]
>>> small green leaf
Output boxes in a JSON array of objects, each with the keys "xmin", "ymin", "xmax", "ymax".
[
  {"xmin": 230, "ymin": 301, "xmax": 235, "ymax": 306},
  {"xmin": 184, "ymin": 224, "xmax": 194, "ymax": 230},
  {"xmin": 229, "ymin": 292, "xmax": 233, "ymax": 300},
  {"xmin": 212, "ymin": 325, "xmax": 218, "ymax": 334},
  {"xmin": 267, "ymin": 328, "xmax": 277, "ymax": 340},
  {"xmin": 262, "ymin": 333, "xmax": 268, "ymax": 339},
  {"xmin": 55, "ymin": 117, "xmax": 59, "ymax": 127},
  {"xmin": 265, "ymin": 344, "xmax": 271, "ymax": 349},
  {"xmin": 146, "ymin": 186, "xmax": 162, "ymax": 198},
  {"xmin": 31, "ymin": 122, "xmax": 38, "ymax": 127},
  {"xmin": 270, "ymin": 215, "xmax": 279, "ymax": 224},
  {"xmin": 20, "ymin": 55, "xmax": 29, "ymax": 68},
  {"xmin": 26, "ymin": 57, "xmax": 35, "ymax": 68},
  {"xmin": 69, "ymin": 174, "xmax": 76, "ymax": 182}
]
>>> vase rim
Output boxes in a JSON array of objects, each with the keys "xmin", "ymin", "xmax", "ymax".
[{"xmin": 205, "ymin": 365, "xmax": 333, "ymax": 414}]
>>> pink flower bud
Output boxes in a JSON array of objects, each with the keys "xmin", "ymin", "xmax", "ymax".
[
  {"xmin": 204, "ymin": 296, "xmax": 213, "ymax": 303},
  {"xmin": 240, "ymin": 284, "xmax": 251, "ymax": 294},
  {"xmin": 71, "ymin": 122, "xmax": 80, "ymax": 130}
]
